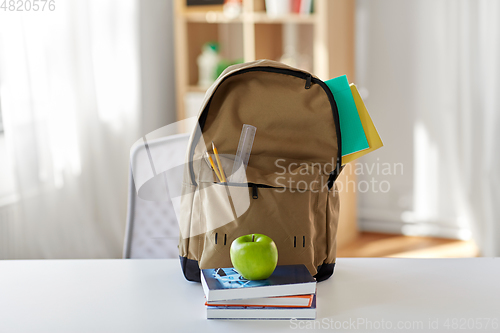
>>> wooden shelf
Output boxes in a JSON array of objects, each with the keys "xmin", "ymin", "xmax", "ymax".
[
  {"xmin": 185, "ymin": 11, "xmax": 243, "ymax": 23},
  {"xmin": 187, "ymin": 85, "xmax": 208, "ymax": 93},
  {"xmin": 252, "ymin": 12, "xmax": 316, "ymax": 24},
  {"xmin": 174, "ymin": 0, "xmax": 356, "ymax": 121},
  {"xmin": 185, "ymin": 11, "xmax": 316, "ymax": 24}
]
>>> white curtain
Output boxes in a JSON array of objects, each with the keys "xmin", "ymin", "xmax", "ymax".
[
  {"xmin": 357, "ymin": 0, "xmax": 500, "ymax": 256},
  {"xmin": 0, "ymin": 0, "xmax": 141, "ymax": 258},
  {"xmin": 415, "ymin": 0, "xmax": 500, "ymax": 256}
]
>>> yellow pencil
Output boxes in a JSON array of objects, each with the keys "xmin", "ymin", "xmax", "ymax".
[
  {"xmin": 206, "ymin": 152, "xmax": 222, "ymax": 182},
  {"xmin": 212, "ymin": 141, "xmax": 227, "ymax": 183}
]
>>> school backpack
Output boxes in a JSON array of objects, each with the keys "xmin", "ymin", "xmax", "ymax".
[{"xmin": 178, "ymin": 59, "xmax": 343, "ymax": 283}]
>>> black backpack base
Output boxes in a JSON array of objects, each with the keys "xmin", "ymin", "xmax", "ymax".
[{"xmin": 179, "ymin": 256, "xmax": 335, "ymax": 283}]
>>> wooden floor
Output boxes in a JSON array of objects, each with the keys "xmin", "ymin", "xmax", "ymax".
[{"xmin": 337, "ymin": 232, "xmax": 479, "ymax": 258}]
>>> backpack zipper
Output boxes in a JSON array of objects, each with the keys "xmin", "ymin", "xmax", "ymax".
[
  {"xmin": 305, "ymin": 74, "xmax": 312, "ymax": 89},
  {"xmin": 250, "ymin": 183, "xmax": 275, "ymax": 199},
  {"xmin": 214, "ymin": 182, "xmax": 273, "ymax": 199},
  {"xmin": 252, "ymin": 184, "xmax": 258, "ymax": 199},
  {"xmin": 189, "ymin": 67, "xmax": 342, "ymax": 188}
]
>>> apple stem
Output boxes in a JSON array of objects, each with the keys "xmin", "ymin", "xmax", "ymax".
[{"xmin": 251, "ymin": 234, "xmax": 255, "ymax": 242}]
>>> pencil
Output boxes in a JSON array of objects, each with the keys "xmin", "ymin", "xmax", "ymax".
[
  {"xmin": 212, "ymin": 141, "xmax": 227, "ymax": 183},
  {"xmin": 206, "ymin": 152, "xmax": 222, "ymax": 182}
]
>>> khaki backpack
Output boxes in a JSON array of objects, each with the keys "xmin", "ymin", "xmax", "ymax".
[{"xmin": 178, "ymin": 59, "xmax": 343, "ymax": 282}]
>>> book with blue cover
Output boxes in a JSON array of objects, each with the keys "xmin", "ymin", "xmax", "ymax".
[{"xmin": 201, "ymin": 264, "xmax": 316, "ymax": 302}]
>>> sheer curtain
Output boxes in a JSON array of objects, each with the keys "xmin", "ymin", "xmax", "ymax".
[
  {"xmin": 419, "ymin": 0, "xmax": 500, "ymax": 256},
  {"xmin": 357, "ymin": 0, "xmax": 500, "ymax": 256},
  {"xmin": 0, "ymin": 0, "xmax": 141, "ymax": 258}
]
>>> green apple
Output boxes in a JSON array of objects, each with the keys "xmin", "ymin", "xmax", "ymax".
[{"xmin": 230, "ymin": 234, "xmax": 278, "ymax": 280}]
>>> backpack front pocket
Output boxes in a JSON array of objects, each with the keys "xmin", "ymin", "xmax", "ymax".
[{"xmin": 198, "ymin": 175, "xmax": 333, "ymax": 277}]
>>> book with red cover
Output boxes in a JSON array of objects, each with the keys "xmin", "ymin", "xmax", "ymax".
[{"xmin": 207, "ymin": 295, "xmax": 316, "ymax": 320}]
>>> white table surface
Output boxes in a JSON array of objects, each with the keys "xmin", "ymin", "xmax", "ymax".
[{"xmin": 1, "ymin": 258, "xmax": 499, "ymax": 333}]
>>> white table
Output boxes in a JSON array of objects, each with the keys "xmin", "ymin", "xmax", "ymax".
[{"xmin": 0, "ymin": 258, "xmax": 499, "ymax": 333}]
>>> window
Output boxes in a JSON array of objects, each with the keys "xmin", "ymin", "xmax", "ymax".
[
  {"xmin": 0, "ymin": 97, "xmax": 17, "ymax": 204},
  {"xmin": 0, "ymin": 97, "xmax": 3, "ymax": 133}
]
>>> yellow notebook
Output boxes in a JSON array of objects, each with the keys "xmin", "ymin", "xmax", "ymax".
[{"xmin": 342, "ymin": 84, "xmax": 383, "ymax": 165}]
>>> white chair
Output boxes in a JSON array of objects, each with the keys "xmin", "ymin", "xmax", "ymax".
[{"xmin": 123, "ymin": 133, "xmax": 190, "ymax": 259}]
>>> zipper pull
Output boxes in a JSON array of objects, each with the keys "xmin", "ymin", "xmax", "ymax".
[
  {"xmin": 252, "ymin": 184, "xmax": 258, "ymax": 199},
  {"xmin": 305, "ymin": 74, "xmax": 312, "ymax": 89}
]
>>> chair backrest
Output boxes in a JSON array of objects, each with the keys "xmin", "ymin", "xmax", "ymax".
[{"xmin": 123, "ymin": 133, "xmax": 190, "ymax": 258}]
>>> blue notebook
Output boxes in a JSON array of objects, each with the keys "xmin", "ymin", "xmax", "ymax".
[
  {"xmin": 201, "ymin": 264, "xmax": 316, "ymax": 302},
  {"xmin": 325, "ymin": 75, "xmax": 369, "ymax": 157}
]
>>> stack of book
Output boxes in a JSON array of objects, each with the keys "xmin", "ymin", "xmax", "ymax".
[{"xmin": 201, "ymin": 264, "xmax": 317, "ymax": 320}]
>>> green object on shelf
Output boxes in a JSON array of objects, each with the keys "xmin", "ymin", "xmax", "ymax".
[
  {"xmin": 215, "ymin": 58, "xmax": 243, "ymax": 79},
  {"xmin": 205, "ymin": 41, "xmax": 219, "ymax": 53}
]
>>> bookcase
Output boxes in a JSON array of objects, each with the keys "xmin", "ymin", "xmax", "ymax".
[{"xmin": 173, "ymin": 0, "xmax": 358, "ymax": 247}]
